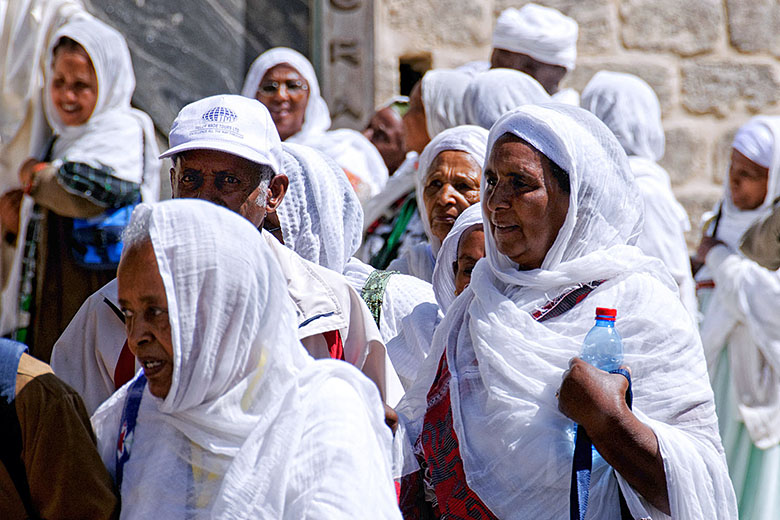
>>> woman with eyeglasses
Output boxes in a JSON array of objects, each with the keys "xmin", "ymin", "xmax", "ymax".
[{"xmin": 242, "ymin": 48, "xmax": 388, "ymax": 203}]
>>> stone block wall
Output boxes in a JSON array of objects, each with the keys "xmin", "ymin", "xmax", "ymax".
[{"xmin": 375, "ymin": 0, "xmax": 780, "ymax": 246}]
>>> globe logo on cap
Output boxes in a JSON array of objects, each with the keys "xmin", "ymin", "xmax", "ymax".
[{"xmin": 202, "ymin": 107, "xmax": 238, "ymax": 123}]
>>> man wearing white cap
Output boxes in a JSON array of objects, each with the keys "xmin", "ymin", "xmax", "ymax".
[
  {"xmin": 490, "ymin": 3, "xmax": 579, "ymax": 105},
  {"xmin": 51, "ymin": 95, "xmax": 390, "ymax": 414}
]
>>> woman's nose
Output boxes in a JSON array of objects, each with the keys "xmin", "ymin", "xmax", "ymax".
[{"xmin": 486, "ymin": 182, "xmax": 511, "ymax": 211}]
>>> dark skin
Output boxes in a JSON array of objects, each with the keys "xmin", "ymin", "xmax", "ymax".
[
  {"xmin": 255, "ymin": 64, "xmax": 310, "ymax": 141},
  {"xmin": 363, "ymin": 107, "xmax": 407, "ymax": 174},
  {"xmin": 402, "ymin": 81, "xmax": 430, "ymax": 154},
  {"xmin": 423, "ymin": 151, "xmax": 482, "ymax": 244},
  {"xmin": 486, "ymin": 134, "xmax": 670, "ymax": 514},
  {"xmin": 452, "ymin": 225, "xmax": 485, "ymax": 295},
  {"xmin": 490, "ymin": 48, "xmax": 567, "ymax": 95}
]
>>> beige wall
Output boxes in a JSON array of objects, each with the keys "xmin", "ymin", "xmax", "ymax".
[{"xmin": 374, "ymin": 0, "xmax": 780, "ymax": 245}]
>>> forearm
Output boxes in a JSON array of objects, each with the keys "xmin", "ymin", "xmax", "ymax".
[
  {"xmin": 361, "ymin": 341, "xmax": 386, "ymax": 401},
  {"xmin": 589, "ymin": 407, "xmax": 670, "ymax": 515},
  {"xmin": 30, "ymin": 165, "xmax": 106, "ymax": 218}
]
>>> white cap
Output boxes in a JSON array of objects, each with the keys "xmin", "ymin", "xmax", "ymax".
[
  {"xmin": 492, "ymin": 4, "xmax": 578, "ymax": 71},
  {"xmin": 160, "ymin": 94, "xmax": 283, "ymax": 174}
]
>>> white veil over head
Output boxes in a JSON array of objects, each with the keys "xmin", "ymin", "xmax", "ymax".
[
  {"xmin": 463, "ymin": 68, "xmax": 550, "ymax": 130},
  {"xmin": 421, "ymin": 69, "xmax": 472, "ymax": 138},
  {"xmin": 277, "ymin": 142, "xmax": 363, "ymax": 273}
]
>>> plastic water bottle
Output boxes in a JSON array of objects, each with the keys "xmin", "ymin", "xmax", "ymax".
[{"xmin": 567, "ymin": 307, "xmax": 623, "ymax": 453}]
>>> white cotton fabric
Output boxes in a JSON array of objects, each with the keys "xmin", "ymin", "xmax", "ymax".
[
  {"xmin": 698, "ymin": 116, "xmax": 780, "ymax": 449},
  {"xmin": 581, "ymin": 71, "xmax": 695, "ymax": 316},
  {"xmin": 389, "ymin": 125, "xmax": 488, "ymax": 282},
  {"xmin": 43, "ymin": 17, "xmax": 160, "ymax": 202},
  {"xmin": 431, "ymin": 203, "xmax": 483, "ymax": 313},
  {"xmin": 581, "ymin": 71, "xmax": 665, "ymax": 162},
  {"xmin": 733, "ymin": 119, "xmax": 775, "ymax": 169},
  {"xmin": 492, "ymin": 4, "xmax": 578, "ymax": 71},
  {"xmin": 278, "ymin": 142, "xmax": 363, "ymax": 273},
  {"xmin": 463, "ymin": 68, "xmax": 550, "ymax": 130},
  {"xmin": 91, "ymin": 199, "xmax": 400, "ymax": 519},
  {"xmin": 361, "ymin": 152, "xmax": 418, "ymax": 233},
  {"xmin": 421, "ymin": 69, "xmax": 472, "ymax": 138},
  {"xmin": 343, "ymin": 258, "xmax": 440, "ymax": 392},
  {"xmin": 51, "ymin": 278, "xmax": 136, "ymax": 414},
  {"xmin": 551, "ymin": 87, "xmax": 580, "ymax": 106},
  {"xmin": 241, "ymin": 47, "xmax": 387, "ymax": 198},
  {"xmin": 395, "ymin": 104, "xmax": 736, "ymax": 519}
]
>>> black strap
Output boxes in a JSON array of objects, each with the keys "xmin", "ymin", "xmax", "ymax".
[{"xmin": 570, "ymin": 368, "xmax": 634, "ymax": 520}]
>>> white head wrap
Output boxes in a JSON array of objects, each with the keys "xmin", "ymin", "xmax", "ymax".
[
  {"xmin": 581, "ymin": 71, "xmax": 665, "ymax": 162},
  {"xmin": 463, "ymin": 68, "xmax": 550, "ymax": 130},
  {"xmin": 277, "ymin": 142, "xmax": 363, "ymax": 273},
  {"xmin": 709, "ymin": 116, "xmax": 780, "ymax": 249},
  {"xmin": 416, "ymin": 125, "xmax": 489, "ymax": 252},
  {"xmin": 241, "ymin": 47, "xmax": 331, "ymax": 143},
  {"xmin": 431, "ymin": 203, "xmax": 483, "ymax": 313},
  {"xmin": 492, "ymin": 4, "xmax": 578, "ymax": 71},
  {"xmin": 92, "ymin": 199, "xmax": 399, "ymax": 518},
  {"xmin": 241, "ymin": 48, "xmax": 388, "ymax": 198},
  {"xmin": 396, "ymin": 105, "xmax": 736, "ymax": 519},
  {"xmin": 421, "ymin": 69, "xmax": 472, "ymax": 138},
  {"xmin": 43, "ymin": 16, "xmax": 160, "ymax": 201}
]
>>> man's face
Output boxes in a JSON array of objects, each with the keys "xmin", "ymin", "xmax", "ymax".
[
  {"xmin": 171, "ymin": 149, "xmax": 264, "ymax": 220},
  {"xmin": 363, "ymin": 107, "xmax": 406, "ymax": 174},
  {"xmin": 490, "ymin": 48, "xmax": 567, "ymax": 95}
]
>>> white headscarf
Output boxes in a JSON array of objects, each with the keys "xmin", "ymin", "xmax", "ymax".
[
  {"xmin": 91, "ymin": 199, "xmax": 399, "ymax": 518},
  {"xmin": 241, "ymin": 47, "xmax": 388, "ymax": 198},
  {"xmin": 43, "ymin": 17, "xmax": 160, "ymax": 201},
  {"xmin": 710, "ymin": 116, "xmax": 780, "ymax": 250},
  {"xmin": 431, "ymin": 203, "xmax": 483, "ymax": 313},
  {"xmin": 581, "ymin": 71, "xmax": 665, "ymax": 162},
  {"xmin": 396, "ymin": 105, "xmax": 736, "ymax": 519},
  {"xmin": 277, "ymin": 142, "xmax": 363, "ymax": 273},
  {"xmin": 416, "ymin": 125, "xmax": 489, "ymax": 252},
  {"xmin": 492, "ymin": 4, "xmax": 578, "ymax": 71},
  {"xmin": 463, "ymin": 68, "xmax": 550, "ymax": 130},
  {"xmin": 421, "ymin": 69, "xmax": 472, "ymax": 138}
]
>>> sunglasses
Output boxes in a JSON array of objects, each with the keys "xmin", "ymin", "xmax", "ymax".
[{"xmin": 256, "ymin": 80, "xmax": 309, "ymax": 96}]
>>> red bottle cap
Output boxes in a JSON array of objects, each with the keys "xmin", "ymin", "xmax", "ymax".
[{"xmin": 595, "ymin": 307, "xmax": 616, "ymax": 321}]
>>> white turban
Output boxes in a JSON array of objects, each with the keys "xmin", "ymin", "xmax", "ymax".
[
  {"xmin": 581, "ymin": 71, "xmax": 665, "ymax": 162},
  {"xmin": 492, "ymin": 4, "xmax": 578, "ymax": 71},
  {"xmin": 416, "ymin": 125, "xmax": 489, "ymax": 252},
  {"xmin": 463, "ymin": 68, "xmax": 551, "ymax": 130},
  {"xmin": 421, "ymin": 69, "xmax": 472, "ymax": 138}
]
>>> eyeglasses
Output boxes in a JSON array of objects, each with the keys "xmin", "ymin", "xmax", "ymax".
[{"xmin": 256, "ymin": 80, "xmax": 309, "ymax": 96}]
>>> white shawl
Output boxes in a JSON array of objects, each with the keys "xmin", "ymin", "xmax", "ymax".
[
  {"xmin": 421, "ymin": 69, "xmax": 472, "ymax": 138},
  {"xmin": 388, "ymin": 125, "xmax": 488, "ymax": 282},
  {"xmin": 278, "ymin": 142, "xmax": 363, "ymax": 273},
  {"xmin": 241, "ymin": 47, "xmax": 387, "ymax": 198},
  {"xmin": 463, "ymin": 68, "xmax": 550, "ymax": 130},
  {"xmin": 43, "ymin": 17, "xmax": 160, "ymax": 201},
  {"xmin": 396, "ymin": 104, "xmax": 736, "ymax": 519},
  {"xmin": 91, "ymin": 199, "xmax": 400, "ymax": 519}
]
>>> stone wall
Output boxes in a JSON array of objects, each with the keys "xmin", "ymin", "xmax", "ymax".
[{"xmin": 374, "ymin": 0, "xmax": 780, "ymax": 246}]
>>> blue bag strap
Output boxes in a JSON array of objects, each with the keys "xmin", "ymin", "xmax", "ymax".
[
  {"xmin": 0, "ymin": 339, "xmax": 28, "ymax": 403},
  {"xmin": 115, "ymin": 373, "xmax": 147, "ymax": 491},
  {"xmin": 570, "ymin": 368, "xmax": 633, "ymax": 520}
]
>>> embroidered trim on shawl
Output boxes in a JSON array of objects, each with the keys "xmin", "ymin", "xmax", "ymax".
[{"xmin": 360, "ymin": 269, "xmax": 400, "ymax": 326}]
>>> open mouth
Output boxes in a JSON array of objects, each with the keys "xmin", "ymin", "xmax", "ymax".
[
  {"xmin": 140, "ymin": 358, "xmax": 167, "ymax": 378},
  {"xmin": 59, "ymin": 103, "xmax": 81, "ymax": 113}
]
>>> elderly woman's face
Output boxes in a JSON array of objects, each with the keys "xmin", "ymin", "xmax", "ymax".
[
  {"xmin": 118, "ymin": 240, "xmax": 174, "ymax": 399},
  {"xmin": 453, "ymin": 224, "xmax": 485, "ymax": 295},
  {"xmin": 402, "ymin": 81, "xmax": 430, "ymax": 154},
  {"xmin": 256, "ymin": 64, "xmax": 309, "ymax": 141},
  {"xmin": 423, "ymin": 150, "xmax": 481, "ymax": 243},
  {"xmin": 50, "ymin": 47, "xmax": 98, "ymax": 127},
  {"xmin": 484, "ymin": 134, "xmax": 569, "ymax": 270},
  {"xmin": 729, "ymin": 148, "xmax": 769, "ymax": 210}
]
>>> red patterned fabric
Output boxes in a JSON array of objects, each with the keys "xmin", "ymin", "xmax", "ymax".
[{"xmin": 322, "ymin": 330, "xmax": 345, "ymax": 361}]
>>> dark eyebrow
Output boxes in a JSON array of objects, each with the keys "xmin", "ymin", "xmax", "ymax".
[{"xmin": 117, "ymin": 295, "xmax": 165, "ymax": 307}]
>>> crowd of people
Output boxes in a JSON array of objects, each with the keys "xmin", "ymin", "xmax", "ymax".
[{"xmin": 1, "ymin": 1, "xmax": 779, "ymax": 518}]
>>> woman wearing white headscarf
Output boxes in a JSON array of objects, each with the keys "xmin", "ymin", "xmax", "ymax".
[
  {"xmin": 91, "ymin": 199, "xmax": 400, "ymax": 519},
  {"xmin": 431, "ymin": 203, "xmax": 484, "ymax": 313},
  {"xmin": 463, "ymin": 68, "xmax": 550, "ymax": 130},
  {"xmin": 396, "ymin": 104, "xmax": 736, "ymax": 519},
  {"xmin": 693, "ymin": 116, "xmax": 780, "ymax": 518},
  {"xmin": 387, "ymin": 125, "xmax": 488, "ymax": 282},
  {"xmin": 241, "ymin": 47, "xmax": 387, "ymax": 201},
  {"xmin": 582, "ymin": 71, "xmax": 697, "ymax": 318},
  {"xmin": 0, "ymin": 15, "xmax": 159, "ymax": 360}
]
